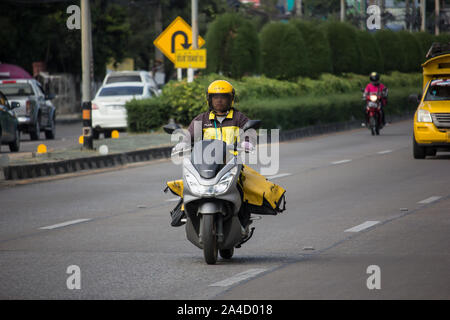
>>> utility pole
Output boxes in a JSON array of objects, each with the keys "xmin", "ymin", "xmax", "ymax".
[
  {"xmin": 361, "ymin": 0, "xmax": 366, "ymax": 30},
  {"xmin": 435, "ymin": 0, "xmax": 440, "ymax": 35},
  {"xmin": 421, "ymin": 0, "xmax": 426, "ymax": 32},
  {"xmin": 296, "ymin": 0, "xmax": 302, "ymax": 18},
  {"xmin": 81, "ymin": 0, "xmax": 93, "ymax": 150},
  {"xmin": 187, "ymin": 0, "xmax": 198, "ymax": 83},
  {"xmin": 340, "ymin": 0, "xmax": 345, "ymax": 22}
]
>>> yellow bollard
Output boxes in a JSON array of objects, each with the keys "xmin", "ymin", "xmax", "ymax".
[
  {"xmin": 111, "ymin": 130, "xmax": 119, "ymax": 139},
  {"xmin": 79, "ymin": 136, "xmax": 84, "ymax": 144},
  {"xmin": 37, "ymin": 144, "xmax": 47, "ymax": 154}
]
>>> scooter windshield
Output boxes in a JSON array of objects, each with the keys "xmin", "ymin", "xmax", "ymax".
[{"xmin": 191, "ymin": 139, "xmax": 229, "ymax": 179}]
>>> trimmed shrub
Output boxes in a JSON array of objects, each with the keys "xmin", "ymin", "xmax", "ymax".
[
  {"xmin": 355, "ymin": 30, "xmax": 384, "ymax": 75},
  {"xmin": 260, "ymin": 22, "xmax": 309, "ymax": 80},
  {"xmin": 397, "ymin": 31, "xmax": 423, "ymax": 72},
  {"xmin": 125, "ymin": 73, "xmax": 422, "ymax": 132},
  {"xmin": 290, "ymin": 19, "xmax": 333, "ymax": 78},
  {"xmin": 373, "ymin": 29, "xmax": 405, "ymax": 72},
  {"xmin": 205, "ymin": 13, "xmax": 260, "ymax": 78},
  {"xmin": 239, "ymin": 86, "xmax": 420, "ymax": 130},
  {"xmin": 321, "ymin": 21, "xmax": 361, "ymax": 75},
  {"xmin": 126, "ymin": 97, "xmax": 171, "ymax": 132}
]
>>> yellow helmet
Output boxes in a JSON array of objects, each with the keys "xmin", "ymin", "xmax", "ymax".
[{"xmin": 206, "ymin": 80, "xmax": 235, "ymax": 109}]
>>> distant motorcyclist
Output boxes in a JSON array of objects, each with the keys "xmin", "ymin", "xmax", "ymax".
[{"xmin": 364, "ymin": 72, "xmax": 388, "ymax": 126}]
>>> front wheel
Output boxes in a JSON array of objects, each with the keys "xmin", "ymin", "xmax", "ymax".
[
  {"xmin": 9, "ymin": 127, "xmax": 20, "ymax": 152},
  {"xmin": 202, "ymin": 214, "xmax": 218, "ymax": 265},
  {"xmin": 219, "ymin": 248, "xmax": 234, "ymax": 260},
  {"xmin": 413, "ymin": 137, "xmax": 426, "ymax": 159}
]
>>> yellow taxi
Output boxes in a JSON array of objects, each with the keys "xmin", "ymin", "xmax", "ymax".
[{"xmin": 413, "ymin": 45, "xmax": 450, "ymax": 159}]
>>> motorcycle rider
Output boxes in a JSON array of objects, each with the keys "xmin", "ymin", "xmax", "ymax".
[
  {"xmin": 170, "ymin": 80, "xmax": 255, "ymax": 226},
  {"xmin": 364, "ymin": 72, "xmax": 388, "ymax": 126}
]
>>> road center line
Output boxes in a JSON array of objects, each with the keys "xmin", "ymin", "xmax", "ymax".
[
  {"xmin": 39, "ymin": 219, "xmax": 92, "ymax": 230},
  {"xmin": 267, "ymin": 173, "xmax": 292, "ymax": 180},
  {"xmin": 331, "ymin": 159, "xmax": 352, "ymax": 165},
  {"xmin": 344, "ymin": 221, "xmax": 380, "ymax": 233},
  {"xmin": 418, "ymin": 196, "xmax": 442, "ymax": 204},
  {"xmin": 209, "ymin": 268, "xmax": 267, "ymax": 287},
  {"xmin": 377, "ymin": 149, "xmax": 392, "ymax": 154}
]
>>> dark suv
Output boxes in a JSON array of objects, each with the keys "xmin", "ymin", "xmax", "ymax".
[{"xmin": 0, "ymin": 90, "xmax": 20, "ymax": 152}]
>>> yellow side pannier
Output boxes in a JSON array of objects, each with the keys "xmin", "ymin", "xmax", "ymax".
[{"xmin": 165, "ymin": 165, "xmax": 286, "ymax": 215}]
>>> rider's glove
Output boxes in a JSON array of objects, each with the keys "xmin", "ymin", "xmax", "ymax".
[{"xmin": 241, "ymin": 141, "xmax": 254, "ymax": 153}]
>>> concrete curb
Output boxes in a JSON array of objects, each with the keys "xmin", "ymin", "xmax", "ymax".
[
  {"xmin": 2, "ymin": 146, "xmax": 172, "ymax": 180},
  {"xmin": 1, "ymin": 112, "xmax": 414, "ymax": 181}
]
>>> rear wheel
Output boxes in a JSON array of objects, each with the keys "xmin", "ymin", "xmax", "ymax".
[
  {"xmin": 30, "ymin": 118, "xmax": 40, "ymax": 140},
  {"xmin": 104, "ymin": 130, "xmax": 112, "ymax": 139},
  {"xmin": 45, "ymin": 117, "xmax": 55, "ymax": 139},
  {"xmin": 202, "ymin": 214, "xmax": 218, "ymax": 265}
]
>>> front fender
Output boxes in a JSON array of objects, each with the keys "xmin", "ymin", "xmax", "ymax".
[{"xmin": 198, "ymin": 201, "xmax": 225, "ymax": 215}]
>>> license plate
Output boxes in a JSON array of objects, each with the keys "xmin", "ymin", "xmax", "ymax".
[{"xmin": 112, "ymin": 105, "xmax": 123, "ymax": 110}]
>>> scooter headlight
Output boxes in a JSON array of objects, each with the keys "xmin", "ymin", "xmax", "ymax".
[
  {"xmin": 214, "ymin": 166, "xmax": 238, "ymax": 195},
  {"xmin": 417, "ymin": 109, "xmax": 432, "ymax": 123},
  {"xmin": 184, "ymin": 166, "xmax": 238, "ymax": 196},
  {"xmin": 370, "ymin": 95, "xmax": 378, "ymax": 102}
]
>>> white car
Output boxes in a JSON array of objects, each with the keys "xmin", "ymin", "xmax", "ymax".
[
  {"xmin": 102, "ymin": 71, "xmax": 161, "ymax": 95},
  {"xmin": 91, "ymin": 82, "xmax": 156, "ymax": 139}
]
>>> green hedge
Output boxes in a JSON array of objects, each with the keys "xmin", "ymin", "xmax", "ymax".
[
  {"xmin": 321, "ymin": 21, "xmax": 361, "ymax": 74},
  {"xmin": 238, "ymin": 86, "xmax": 420, "ymax": 130},
  {"xmin": 289, "ymin": 20, "xmax": 333, "ymax": 78},
  {"xmin": 355, "ymin": 30, "xmax": 384, "ymax": 75},
  {"xmin": 126, "ymin": 73, "xmax": 421, "ymax": 132},
  {"xmin": 260, "ymin": 22, "xmax": 309, "ymax": 80},
  {"xmin": 205, "ymin": 13, "xmax": 260, "ymax": 78}
]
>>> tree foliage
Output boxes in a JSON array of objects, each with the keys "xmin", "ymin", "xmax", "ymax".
[
  {"xmin": 260, "ymin": 22, "xmax": 309, "ymax": 80},
  {"xmin": 290, "ymin": 19, "xmax": 332, "ymax": 78},
  {"xmin": 321, "ymin": 21, "xmax": 360, "ymax": 74},
  {"xmin": 205, "ymin": 13, "xmax": 260, "ymax": 78}
]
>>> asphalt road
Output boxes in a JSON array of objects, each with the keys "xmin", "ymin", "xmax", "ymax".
[{"xmin": 0, "ymin": 120, "xmax": 449, "ymax": 300}]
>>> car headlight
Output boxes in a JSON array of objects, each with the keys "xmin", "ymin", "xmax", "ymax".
[
  {"xmin": 417, "ymin": 109, "xmax": 433, "ymax": 123},
  {"xmin": 184, "ymin": 166, "xmax": 238, "ymax": 196}
]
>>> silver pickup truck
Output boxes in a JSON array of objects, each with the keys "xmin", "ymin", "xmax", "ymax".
[{"xmin": 0, "ymin": 79, "xmax": 56, "ymax": 140}]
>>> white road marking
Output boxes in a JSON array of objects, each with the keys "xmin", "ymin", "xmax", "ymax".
[
  {"xmin": 331, "ymin": 159, "xmax": 352, "ymax": 165},
  {"xmin": 377, "ymin": 149, "xmax": 392, "ymax": 154},
  {"xmin": 345, "ymin": 221, "xmax": 380, "ymax": 233},
  {"xmin": 267, "ymin": 173, "xmax": 292, "ymax": 180},
  {"xmin": 165, "ymin": 198, "xmax": 181, "ymax": 202},
  {"xmin": 418, "ymin": 196, "xmax": 442, "ymax": 204},
  {"xmin": 209, "ymin": 268, "xmax": 267, "ymax": 287},
  {"xmin": 39, "ymin": 219, "xmax": 92, "ymax": 230}
]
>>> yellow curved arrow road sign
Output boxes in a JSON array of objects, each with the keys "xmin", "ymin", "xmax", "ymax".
[{"xmin": 153, "ymin": 16, "xmax": 205, "ymax": 64}]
